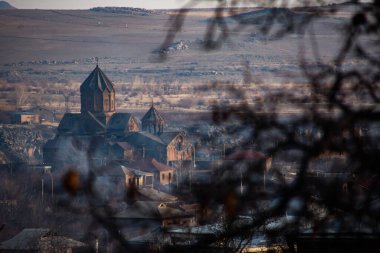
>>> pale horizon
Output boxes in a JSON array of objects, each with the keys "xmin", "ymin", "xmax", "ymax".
[{"xmin": 6, "ymin": 0, "xmax": 354, "ymax": 10}]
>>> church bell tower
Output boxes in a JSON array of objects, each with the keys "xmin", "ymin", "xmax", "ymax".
[{"xmin": 80, "ymin": 64, "xmax": 115, "ymax": 124}]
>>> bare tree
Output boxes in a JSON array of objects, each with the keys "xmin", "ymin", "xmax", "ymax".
[
  {"xmin": 14, "ymin": 85, "xmax": 28, "ymax": 108},
  {"xmin": 54, "ymin": 1, "xmax": 380, "ymax": 252}
]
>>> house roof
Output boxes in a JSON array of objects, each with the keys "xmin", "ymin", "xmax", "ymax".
[
  {"xmin": 0, "ymin": 228, "xmax": 50, "ymax": 250},
  {"xmin": 0, "ymin": 229, "xmax": 87, "ymax": 250},
  {"xmin": 95, "ymin": 164, "xmax": 125, "ymax": 177},
  {"xmin": 39, "ymin": 236, "xmax": 87, "ymax": 250},
  {"xmin": 10, "ymin": 111, "xmax": 39, "ymax": 116},
  {"xmin": 151, "ymin": 158, "xmax": 174, "ymax": 172},
  {"xmin": 113, "ymin": 142, "xmax": 134, "ymax": 150},
  {"xmin": 127, "ymin": 158, "xmax": 174, "ymax": 173},
  {"xmin": 159, "ymin": 131, "xmax": 182, "ymax": 145},
  {"xmin": 224, "ymin": 150, "xmax": 266, "ymax": 161},
  {"xmin": 58, "ymin": 112, "xmax": 106, "ymax": 135},
  {"xmin": 25, "ymin": 106, "xmax": 54, "ymax": 114},
  {"xmin": 121, "ymin": 165, "xmax": 154, "ymax": 177},
  {"xmin": 113, "ymin": 201, "xmax": 191, "ymax": 220},
  {"xmin": 122, "ymin": 131, "xmax": 165, "ymax": 146},
  {"xmin": 80, "ymin": 65, "xmax": 115, "ymax": 93},
  {"xmin": 128, "ymin": 227, "xmax": 163, "ymax": 244},
  {"xmin": 141, "ymin": 105, "xmax": 165, "ymax": 125},
  {"xmin": 107, "ymin": 113, "xmax": 137, "ymax": 131},
  {"xmin": 137, "ymin": 187, "xmax": 178, "ymax": 202}
]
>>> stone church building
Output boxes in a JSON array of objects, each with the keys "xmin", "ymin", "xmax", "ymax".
[{"xmin": 43, "ymin": 65, "xmax": 193, "ymax": 170}]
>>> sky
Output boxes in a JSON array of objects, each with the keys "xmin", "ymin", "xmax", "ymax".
[{"xmin": 6, "ymin": 0, "xmax": 351, "ymax": 10}]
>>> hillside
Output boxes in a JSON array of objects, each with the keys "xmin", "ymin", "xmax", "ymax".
[
  {"xmin": 0, "ymin": 7, "xmax": 355, "ymax": 85},
  {"xmin": 0, "ymin": 1, "xmax": 15, "ymax": 9},
  {"xmin": 0, "ymin": 5, "xmax": 372, "ymax": 113}
]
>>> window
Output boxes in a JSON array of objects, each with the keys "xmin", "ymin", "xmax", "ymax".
[
  {"xmin": 176, "ymin": 136, "xmax": 183, "ymax": 151},
  {"xmin": 104, "ymin": 96, "xmax": 109, "ymax": 111},
  {"xmin": 162, "ymin": 173, "xmax": 165, "ymax": 180}
]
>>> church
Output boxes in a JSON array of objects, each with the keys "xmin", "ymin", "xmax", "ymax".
[{"xmin": 43, "ymin": 64, "xmax": 193, "ymax": 170}]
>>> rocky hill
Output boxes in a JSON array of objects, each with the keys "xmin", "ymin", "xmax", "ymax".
[
  {"xmin": 90, "ymin": 7, "xmax": 154, "ymax": 16},
  {"xmin": 0, "ymin": 1, "xmax": 16, "ymax": 9}
]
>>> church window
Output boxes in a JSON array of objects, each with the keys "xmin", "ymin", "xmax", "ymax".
[{"xmin": 104, "ymin": 96, "xmax": 109, "ymax": 111}]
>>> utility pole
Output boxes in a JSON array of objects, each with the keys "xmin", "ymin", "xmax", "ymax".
[
  {"xmin": 41, "ymin": 178, "xmax": 44, "ymax": 204},
  {"xmin": 240, "ymin": 165, "xmax": 243, "ymax": 195}
]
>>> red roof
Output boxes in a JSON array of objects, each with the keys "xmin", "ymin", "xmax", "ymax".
[
  {"xmin": 151, "ymin": 158, "xmax": 173, "ymax": 172},
  {"xmin": 129, "ymin": 158, "xmax": 174, "ymax": 173},
  {"xmin": 224, "ymin": 150, "xmax": 266, "ymax": 161}
]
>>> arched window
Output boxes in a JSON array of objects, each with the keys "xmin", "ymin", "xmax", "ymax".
[
  {"xmin": 110, "ymin": 95, "xmax": 114, "ymax": 111},
  {"xmin": 176, "ymin": 136, "xmax": 183, "ymax": 151},
  {"xmin": 104, "ymin": 96, "xmax": 109, "ymax": 111}
]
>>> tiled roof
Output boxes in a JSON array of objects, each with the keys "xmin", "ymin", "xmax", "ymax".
[
  {"xmin": 58, "ymin": 112, "xmax": 106, "ymax": 135},
  {"xmin": 106, "ymin": 113, "xmax": 133, "ymax": 131},
  {"xmin": 80, "ymin": 65, "xmax": 115, "ymax": 93},
  {"xmin": 138, "ymin": 187, "xmax": 178, "ymax": 202},
  {"xmin": 151, "ymin": 158, "xmax": 174, "ymax": 172},
  {"xmin": 114, "ymin": 201, "xmax": 190, "ymax": 220},
  {"xmin": 122, "ymin": 131, "xmax": 165, "ymax": 146},
  {"xmin": 141, "ymin": 105, "xmax": 165, "ymax": 125},
  {"xmin": 159, "ymin": 131, "xmax": 182, "ymax": 145},
  {"xmin": 0, "ymin": 228, "xmax": 50, "ymax": 250},
  {"xmin": 125, "ymin": 158, "xmax": 174, "ymax": 173},
  {"xmin": 0, "ymin": 229, "xmax": 87, "ymax": 251}
]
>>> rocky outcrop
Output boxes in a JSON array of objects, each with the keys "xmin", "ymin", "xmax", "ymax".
[
  {"xmin": 0, "ymin": 124, "xmax": 55, "ymax": 164},
  {"xmin": 90, "ymin": 7, "xmax": 153, "ymax": 16},
  {"xmin": 0, "ymin": 1, "xmax": 16, "ymax": 10}
]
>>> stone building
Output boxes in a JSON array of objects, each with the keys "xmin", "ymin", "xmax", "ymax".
[
  {"xmin": 80, "ymin": 64, "xmax": 115, "ymax": 125},
  {"xmin": 141, "ymin": 105, "xmax": 164, "ymax": 135},
  {"xmin": 43, "ymin": 64, "xmax": 193, "ymax": 170}
]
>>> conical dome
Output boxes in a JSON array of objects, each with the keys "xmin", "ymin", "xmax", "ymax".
[
  {"xmin": 141, "ymin": 105, "xmax": 165, "ymax": 135},
  {"xmin": 80, "ymin": 65, "xmax": 116, "ymax": 117},
  {"xmin": 80, "ymin": 65, "xmax": 115, "ymax": 93}
]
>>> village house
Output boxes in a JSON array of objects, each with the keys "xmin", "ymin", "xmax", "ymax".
[
  {"xmin": 0, "ymin": 228, "xmax": 88, "ymax": 253},
  {"xmin": 24, "ymin": 106, "xmax": 57, "ymax": 123},
  {"xmin": 10, "ymin": 111, "xmax": 41, "ymax": 124},
  {"xmin": 124, "ymin": 158, "xmax": 175, "ymax": 186},
  {"xmin": 113, "ymin": 201, "xmax": 195, "ymax": 239}
]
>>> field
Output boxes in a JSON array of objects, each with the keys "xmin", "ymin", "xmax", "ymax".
[{"xmin": 0, "ymin": 5, "xmax": 370, "ymax": 113}]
